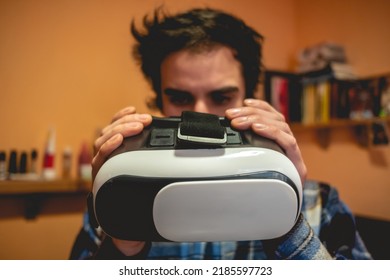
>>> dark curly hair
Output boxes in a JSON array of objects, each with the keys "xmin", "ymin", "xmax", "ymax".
[{"xmin": 131, "ymin": 7, "xmax": 264, "ymax": 110}]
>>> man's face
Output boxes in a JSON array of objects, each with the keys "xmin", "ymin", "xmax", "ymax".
[{"xmin": 160, "ymin": 46, "xmax": 246, "ymax": 116}]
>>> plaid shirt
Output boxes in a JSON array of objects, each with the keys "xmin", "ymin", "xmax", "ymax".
[{"xmin": 70, "ymin": 180, "xmax": 372, "ymax": 260}]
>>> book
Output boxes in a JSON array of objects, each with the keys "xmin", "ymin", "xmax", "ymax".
[
  {"xmin": 302, "ymin": 82, "xmax": 316, "ymax": 124},
  {"xmin": 316, "ymin": 80, "xmax": 331, "ymax": 123},
  {"xmin": 270, "ymin": 76, "xmax": 289, "ymax": 121},
  {"xmin": 264, "ymin": 71, "xmax": 302, "ymax": 122},
  {"xmin": 379, "ymin": 75, "xmax": 390, "ymax": 116}
]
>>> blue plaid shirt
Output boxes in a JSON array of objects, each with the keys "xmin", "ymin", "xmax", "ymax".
[{"xmin": 70, "ymin": 180, "xmax": 372, "ymax": 260}]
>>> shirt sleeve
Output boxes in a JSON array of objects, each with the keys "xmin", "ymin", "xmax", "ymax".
[
  {"xmin": 263, "ymin": 181, "xmax": 373, "ymax": 260},
  {"xmin": 69, "ymin": 210, "xmax": 103, "ymax": 259},
  {"xmin": 263, "ymin": 213, "xmax": 333, "ymax": 259},
  {"xmin": 317, "ymin": 182, "xmax": 372, "ymax": 259}
]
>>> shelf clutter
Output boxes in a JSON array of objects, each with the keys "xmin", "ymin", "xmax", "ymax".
[
  {"xmin": 264, "ymin": 69, "xmax": 390, "ymax": 124},
  {"xmin": 264, "ymin": 68, "xmax": 390, "ymax": 147},
  {"xmin": 264, "ymin": 42, "xmax": 390, "ymax": 147},
  {"xmin": 0, "ymin": 133, "xmax": 94, "ymax": 194},
  {"xmin": 0, "ymin": 101, "xmax": 95, "ymax": 219},
  {"xmin": 0, "ymin": 132, "xmax": 94, "ymax": 218},
  {"xmin": 0, "ymin": 179, "xmax": 91, "ymax": 219},
  {"xmin": 265, "ymin": 42, "xmax": 390, "ymax": 123}
]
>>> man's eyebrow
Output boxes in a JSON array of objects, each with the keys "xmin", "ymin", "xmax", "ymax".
[
  {"xmin": 209, "ymin": 86, "xmax": 240, "ymax": 95},
  {"xmin": 163, "ymin": 86, "xmax": 239, "ymax": 96},
  {"xmin": 163, "ymin": 88, "xmax": 191, "ymax": 96}
]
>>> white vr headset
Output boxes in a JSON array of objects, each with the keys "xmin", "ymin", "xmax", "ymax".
[{"xmin": 88, "ymin": 111, "xmax": 302, "ymax": 242}]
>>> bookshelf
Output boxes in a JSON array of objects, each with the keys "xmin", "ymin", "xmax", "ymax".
[
  {"xmin": 290, "ymin": 117, "xmax": 390, "ymax": 148},
  {"xmin": 264, "ymin": 68, "xmax": 390, "ymax": 147}
]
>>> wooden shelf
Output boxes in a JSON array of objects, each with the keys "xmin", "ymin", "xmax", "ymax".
[
  {"xmin": 0, "ymin": 179, "xmax": 91, "ymax": 219},
  {"xmin": 290, "ymin": 117, "xmax": 390, "ymax": 148},
  {"xmin": 290, "ymin": 116, "xmax": 390, "ymax": 132},
  {"xmin": 0, "ymin": 179, "xmax": 91, "ymax": 195}
]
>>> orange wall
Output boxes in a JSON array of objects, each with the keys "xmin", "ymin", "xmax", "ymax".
[
  {"xmin": 0, "ymin": 0, "xmax": 296, "ymax": 177},
  {"xmin": 295, "ymin": 0, "xmax": 390, "ymax": 76},
  {"xmin": 0, "ymin": 0, "xmax": 297, "ymax": 260},
  {"xmin": 0, "ymin": 0, "xmax": 389, "ymax": 259},
  {"xmin": 293, "ymin": 0, "xmax": 390, "ymax": 221}
]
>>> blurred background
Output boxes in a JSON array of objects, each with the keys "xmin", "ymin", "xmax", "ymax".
[{"xmin": 0, "ymin": 0, "xmax": 389, "ymax": 259}]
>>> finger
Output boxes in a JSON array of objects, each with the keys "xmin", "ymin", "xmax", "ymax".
[
  {"xmin": 92, "ymin": 133, "xmax": 123, "ymax": 179},
  {"xmin": 94, "ymin": 122, "xmax": 144, "ymax": 154},
  {"xmin": 102, "ymin": 113, "xmax": 152, "ymax": 136},
  {"xmin": 226, "ymin": 104, "xmax": 285, "ymax": 124},
  {"xmin": 251, "ymin": 123, "xmax": 307, "ymax": 184},
  {"xmin": 106, "ymin": 114, "xmax": 152, "ymax": 133},
  {"xmin": 230, "ymin": 114, "xmax": 292, "ymax": 135},
  {"xmin": 244, "ymin": 99, "xmax": 285, "ymax": 119},
  {"xmin": 244, "ymin": 99, "xmax": 286, "ymax": 122},
  {"xmin": 111, "ymin": 106, "xmax": 137, "ymax": 123}
]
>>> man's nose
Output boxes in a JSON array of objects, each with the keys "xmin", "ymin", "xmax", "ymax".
[{"xmin": 193, "ymin": 100, "xmax": 210, "ymax": 113}]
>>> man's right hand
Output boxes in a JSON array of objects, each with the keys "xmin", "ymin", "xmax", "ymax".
[
  {"xmin": 92, "ymin": 106, "xmax": 152, "ymax": 257},
  {"xmin": 92, "ymin": 106, "xmax": 152, "ymax": 179}
]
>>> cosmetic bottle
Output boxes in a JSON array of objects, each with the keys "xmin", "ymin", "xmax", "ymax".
[
  {"xmin": 78, "ymin": 142, "xmax": 92, "ymax": 181},
  {"xmin": 62, "ymin": 146, "xmax": 72, "ymax": 179},
  {"xmin": 0, "ymin": 151, "xmax": 6, "ymax": 180},
  {"xmin": 42, "ymin": 128, "xmax": 56, "ymax": 180}
]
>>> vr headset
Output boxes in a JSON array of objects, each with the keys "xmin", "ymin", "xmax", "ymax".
[{"xmin": 88, "ymin": 111, "xmax": 302, "ymax": 242}]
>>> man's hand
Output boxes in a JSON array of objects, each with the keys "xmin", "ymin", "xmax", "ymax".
[
  {"xmin": 92, "ymin": 106, "xmax": 152, "ymax": 180},
  {"xmin": 92, "ymin": 106, "xmax": 152, "ymax": 257},
  {"xmin": 112, "ymin": 239, "xmax": 147, "ymax": 257},
  {"xmin": 226, "ymin": 99, "xmax": 307, "ymax": 184}
]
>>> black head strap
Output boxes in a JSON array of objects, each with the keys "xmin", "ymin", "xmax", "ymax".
[{"xmin": 178, "ymin": 111, "xmax": 227, "ymax": 145}]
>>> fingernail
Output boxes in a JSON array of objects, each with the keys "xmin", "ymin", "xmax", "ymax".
[
  {"xmin": 125, "ymin": 122, "xmax": 142, "ymax": 129},
  {"xmin": 227, "ymin": 108, "xmax": 241, "ymax": 116},
  {"xmin": 124, "ymin": 106, "xmax": 136, "ymax": 114},
  {"xmin": 137, "ymin": 114, "xmax": 150, "ymax": 121},
  {"xmin": 235, "ymin": 116, "xmax": 248, "ymax": 124},
  {"xmin": 244, "ymin": 99, "xmax": 256, "ymax": 105},
  {"xmin": 253, "ymin": 123, "xmax": 268, "ymax": 130}
]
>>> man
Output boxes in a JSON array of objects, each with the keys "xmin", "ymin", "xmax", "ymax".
[{"xmin": 70, "ymin": 7, "xmax": 371, "ymax": 259}]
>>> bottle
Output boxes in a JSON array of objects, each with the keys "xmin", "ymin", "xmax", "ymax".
[
  {"xmin": 30, "ymin": 149, "xmax": 38, "ymax": 174},
  {"xmin": 62, "ymin": 146, "xmax": 72, "ymax": 179},
  {"xmin": 19, "ymin": 151, "xmax": 28, "ymax": 174},
  {"xmin": 42, "ymin": 128, "xmax": 56, "ymax": 180},
  {"xmin": 8, "ymin": 150, "xmax": 18, "ymax": 176},
  {"xmin": 0, "ymin": 151, "xmax": 6, "ymax": 180},
  {"xmin": 78, "ymin": 142, "xmax": 92, "ymax": 181}
]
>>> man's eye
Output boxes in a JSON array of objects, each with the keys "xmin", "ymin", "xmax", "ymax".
[
  {"xmin": 211, "ymin": 93, "xmax": 232, "ymax": 105},
  {"xmin": 169, "ymin": 94, "xmax": 193, "ymax": 105}
]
